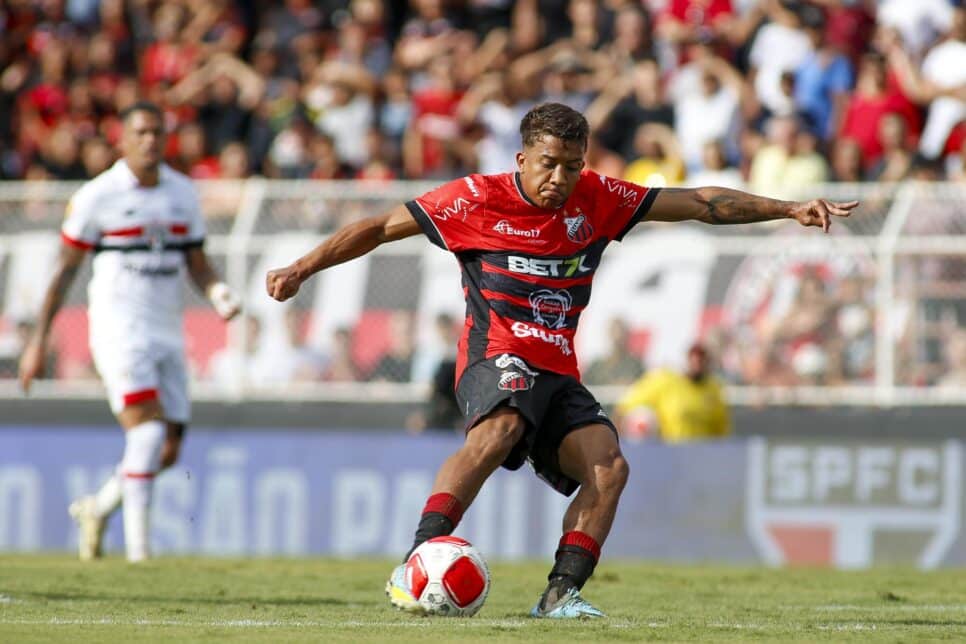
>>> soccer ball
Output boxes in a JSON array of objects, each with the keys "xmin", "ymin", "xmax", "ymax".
[{"xmin": 405, "ymin": 536, "xmax": 490, "ymax": 617}]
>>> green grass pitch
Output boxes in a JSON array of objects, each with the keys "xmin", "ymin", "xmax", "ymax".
[{"xmin": 1, "ymin": 555, "xmax": 964, "ymax": 642}]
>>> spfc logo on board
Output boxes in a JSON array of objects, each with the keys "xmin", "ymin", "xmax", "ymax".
[
  {"xmin": 563, "ymin": 211, "xmax": 593, "ymax": 243},
  {"xmin": 745, "ymin": 438, "xmax": 961, "ymax": 569}
]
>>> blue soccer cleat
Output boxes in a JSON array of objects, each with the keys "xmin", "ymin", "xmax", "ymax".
[
  {"xmin": 385, "ymin": 563, "xmax": 424, "ymax": 614},
  {"xmin": 530, "ymin": 586, "xmax": 605, "ymax": 619}
]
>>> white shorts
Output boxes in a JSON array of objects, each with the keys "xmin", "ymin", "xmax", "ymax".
[{"xmin": 91, "ymin": 337, "xmax": 191, "ymax": 423}]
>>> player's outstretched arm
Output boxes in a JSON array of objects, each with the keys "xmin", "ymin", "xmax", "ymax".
[
  {"xmin": 185, "ymin": 247, "xmax": 241, "ymax": 320},
  {"xmin": 19, "ymin": 243, "xmax": 87, "ymax": 392},
  {"xmin": 266, "ymin": 204, "xmax": 421, "ymax": 302},
  {"xmin": 647, "ymin": 187, "xmax": 859, "ymax": 233}
]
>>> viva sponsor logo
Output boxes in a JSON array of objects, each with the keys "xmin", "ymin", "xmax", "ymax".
[{"xmin": 746, "ymin": 439, "xmax": 962, "ymax": 569}]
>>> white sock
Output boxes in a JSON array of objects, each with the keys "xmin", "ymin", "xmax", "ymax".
[
  {"xmin": 93, "ymin": 466, "xmax": 123, "ymax": 518},
  {"xmin": 121, "ymin": 420, "xmax": 165, "ymax": 562}
]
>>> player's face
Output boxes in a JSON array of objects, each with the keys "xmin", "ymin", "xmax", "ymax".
[
  {"xmin": 516, "ymin": 135, "xmax": 585, "ymax": 209},
  {"xmin": 121, "ymin": 110, "xmax": 165, "ymax": 171}
]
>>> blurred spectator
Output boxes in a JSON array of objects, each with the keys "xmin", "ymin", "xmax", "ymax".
[
  {"xmin": 672, "ymin": 53, "xmax": 745, "ymax": 170},
  {"xmin": 368, "ymin": 311, "xmax": 416, "ymax": 382},
  {"xmin": 80, "ymin": 136, "xmax": 115, "ymax": 179},
  {"xmin": 582, "ymin": 319, "xmax": 644, "ymax": 386},
  {"xmin": 748, "ymin": 0, "xmax": 813, "ymax": 117},
  {"xmin": 749, "ymin": 116, "xmax": 828, "ymax": 196},
  {"xmin": 624, "ymin": 122, "xmax": 686, "ymax": 187},
  {"xmin": 589, "ymin": 59, "xmax": 673, "ymax": 162},
  {"xmin": 937, "ymin": 329, "xmax": 966, "ymax": 388},
  {"xmin": 766, "ymin": 270, "xmax": 837, "ymax": 386},
  {"xmin": 832, "ymin": 275, "xmax": 875, "ymax": 382},
  {"xmin": 0, "ymin": 319, "xmax": 57, "ymax": 380},
  {"xmin": 868, "ymin": 113, "xmax": 913, "ymax": 181},
  {"xmin": 304, "ymin": 62, "xmax": 375, "ymax": 169},
  {"xmin": 615, "ymin": 343, "xmax": 730, "ymax": 444},
  {"xmin": 794, "ymin": 13, "xmax": 853, "ymax": 140},
  {"xmin": 830, "ymin": 137, "xmax": 863, "ymax": 182},
  {"xmin": 325, "ymin": 326, "xmax": 362, "ymax": 382},
  {"xmin": 839, "ymin": 53, "xmax": 919, "ymax": 168},
  {"xmin": 877, "ymin": 0, "xmax": 955, "ymax": 57},
  {"xmin": 685, "ymin": 140, "xmax": 744, "ymax": 189},
  {"xmin": 408, "ymin": 313, "xmax": 462, "ymax": 433},
  {"xmin": 887, "ymin": 8, "xmax": 966, "ymax": 161},
  {"xmin": 404, "ymin": 55, "xmax": 463, "ymax": 179}
]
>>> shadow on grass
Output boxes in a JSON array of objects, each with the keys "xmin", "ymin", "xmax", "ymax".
[{"xmin": 19, "ymin": 590, "xmax": 350, "ymax": 607}]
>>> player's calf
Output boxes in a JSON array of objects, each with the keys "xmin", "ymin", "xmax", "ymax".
[{"xmin": 121, "ymin": 419, "xmax": 165, "ymax": 562}]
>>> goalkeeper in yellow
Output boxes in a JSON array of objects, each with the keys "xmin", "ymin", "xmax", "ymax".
[{"xmin": 615, "ymin": 343, "xmax": 730, "ymax": 443}]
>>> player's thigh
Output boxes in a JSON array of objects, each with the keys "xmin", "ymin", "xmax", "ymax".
[
  {"xmin": 464, "ymin": 406, "xmax": 527, "ymax": 456},
  {"xmin": 157, "ymin": 344, "xmax": 191, "ymax": 425},
  {"xmin": 92, "ymin": 340, "xmax": 164, "ymax": 429},
  {"xmin": 160, "ymin": 422, "xmax": 185, "ymax": 468},
  {"xmin": 557, "ymin": 423, "xmax": 626, "ymax": 487}
]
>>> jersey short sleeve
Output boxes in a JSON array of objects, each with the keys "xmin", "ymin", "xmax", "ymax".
[
  {"xmin": 587, "ymin": 172, "xmax": 660, "ymax": 242},
  {"xmin": 61, "ymin": 185, "xmax": 100, "ymax": 250},
  {"xmin": 405, "ymin": 175, "xmax": 486, "ymax": 252}
]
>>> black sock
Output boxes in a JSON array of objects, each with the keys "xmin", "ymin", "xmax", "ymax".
[
  {"xmin": 404, "ymin": 512, "xmax": 453, "ymax": 561},
  {"xmin": 539, "ymin": 545, "xmax": 598, "ymax": 609}
]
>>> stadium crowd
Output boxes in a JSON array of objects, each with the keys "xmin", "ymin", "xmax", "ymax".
[
  {"xmin": 2, "ymin": 0, "xmax": 966, "ymax": 186},
  {"xmin": 2, "ymin": 0, "xmax": 966, "ymax": 393}
]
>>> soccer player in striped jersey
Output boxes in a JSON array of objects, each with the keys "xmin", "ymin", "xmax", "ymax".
[{"xmin": 266, "ymin": 102, "xmax": 857, "ymax": 617}]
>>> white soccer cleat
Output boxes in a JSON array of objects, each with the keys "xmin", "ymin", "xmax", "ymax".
[
  {"xmin": 68, "ymin": 496, "xmax": 107, "ymax": 561},
  {"xmin": 385, "ymin": 563, "xmax": 424, "ymax": 614}
]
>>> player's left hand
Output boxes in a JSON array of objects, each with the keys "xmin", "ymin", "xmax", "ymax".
[
  {"xmin": 266, "ymin": 265, "xmax": 303, "ymax": 302},
  {"xmin": 207, "ymin": 282, "xmax": 241, "ymax": 320},
  {"xmin": 790, "ymin": 199, "xmax": 859, "ymax": 233}
]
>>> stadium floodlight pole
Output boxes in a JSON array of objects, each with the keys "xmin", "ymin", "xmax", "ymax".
[{"xmin": 265, "ymin": 102, "xmax": 858, "ymax": 619}]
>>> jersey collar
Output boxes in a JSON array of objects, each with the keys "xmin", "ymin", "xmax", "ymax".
[{"xmin": 513, "ymin": 172, "xmax": 543, "ymax": 209}]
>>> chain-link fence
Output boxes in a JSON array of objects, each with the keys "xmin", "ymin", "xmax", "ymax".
[{"xmin": 1, "ymin": 180, "xmax": 965, "ymax": 405}]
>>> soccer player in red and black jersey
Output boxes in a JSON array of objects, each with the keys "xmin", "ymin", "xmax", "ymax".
[{"xmin": 266, "ymin": 103, "xmax": 857, "ymax": 618}]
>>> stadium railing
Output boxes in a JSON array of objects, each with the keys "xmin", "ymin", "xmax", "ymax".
[{"xmin": 1, "ymin": 179, "xmax": 965, "ymax": 407}]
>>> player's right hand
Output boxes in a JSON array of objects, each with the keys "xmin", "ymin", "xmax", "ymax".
[
  {"xmin": 18, "ymin": 338, "xmax": 45, "ymax": 394},
  {"xmin": 266, "ymin": 265, "xmax": 302, "ymax": 302}
]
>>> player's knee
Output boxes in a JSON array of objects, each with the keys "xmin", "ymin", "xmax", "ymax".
[
  {"xmin": 468, "ymin": 411, "xmax": 525, "ymax": 466},
  {"xmin": 122, "ymin": 420, "xmax": 166, "ymax": 475},
  {"xmin": 159, "ymin": 439, "xmax": 180, "ymax": 469}
]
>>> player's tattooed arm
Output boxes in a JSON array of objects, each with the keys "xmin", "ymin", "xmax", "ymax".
[
  {"xmin": 19, "ymin": 244, "xmax": 86, "ymax": 391},
  {"xmin": 266, "ymin": 204, "xmax": 421, "ymax": 302},
  {"xmin": 647, "ymin": 187, "xmax": 858, "ymax": 233}
]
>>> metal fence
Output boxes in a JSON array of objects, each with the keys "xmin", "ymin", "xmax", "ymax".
[{"xmin": 1, "ymin": 179, "xmax": 965, "ymax": 406}]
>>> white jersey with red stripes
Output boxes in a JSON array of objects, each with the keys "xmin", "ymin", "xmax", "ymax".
[{"xmin": 61, "ymin": 160, "xmax": 206, "ymax": 347}]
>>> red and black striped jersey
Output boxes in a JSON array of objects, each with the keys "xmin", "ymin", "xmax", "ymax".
[{"xmin": 406, "ymin": 170, "xmax": 659, "ymax": 384}]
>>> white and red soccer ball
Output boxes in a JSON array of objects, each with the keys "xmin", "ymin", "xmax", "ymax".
[{"xmin": 405, "ymin": 536, "xmax": 490, "ymax": 616}]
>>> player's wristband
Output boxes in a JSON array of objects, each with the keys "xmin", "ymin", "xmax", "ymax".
[{"xmin": 207, "ymin": 281, "xmax": 241, "ymax": 319}]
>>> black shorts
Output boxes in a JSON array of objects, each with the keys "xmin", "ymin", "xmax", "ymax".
[{"xmin": 455, "ymin": 353, "xmax": 618, "ymax": 496}]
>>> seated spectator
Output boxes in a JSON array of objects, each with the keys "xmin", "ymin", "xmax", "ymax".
[
  {"xmin": 582, "ymin": 319, "xmax": 644, "ymax": 386},
  {"xmin": 877, "ymin": 0, "xmax": 955, "ymax": 58},
  {"xmin": 832, "ymin": 275, "xmax": 874, "ymax": 382},
  {"xmin": 830, "ymin": 138, "xmax": 864, "ymax": 182},
  {"xmin": 325, "ymin": 326, "xmax": 362, "ymax": 382},
  {"xmin": 685, "ymin": 140, "xmax": 744, "ymax": 189},
  {"xmin": 624, "ymin": 122, "xmax": 686, "ymax": 188},
  {"xmin": 615, "ymin": 343, "xmax": 730, "ymax": 444},
  {"xmin": 937, "ymin": 329, "xmax": 966, "ymax": 388},
  {"xmin": 868, "ymin": 113, "xmax": 913, "ymax": 181},
  {"xmin": 368, "ymin": 311, "xmax": 416, "ymax": 382},
  {"xmin": 749, "ymin": 116, "xmax": 827, "ymax": 196}
]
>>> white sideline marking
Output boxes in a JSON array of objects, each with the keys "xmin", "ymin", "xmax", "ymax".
[
  {"xmin": 0, "ymin": 617, "xmax": 644, "ymax": 629},
  {"xmin": 815, "ymin": 605, "xmax": 966, "ymax": 612}
]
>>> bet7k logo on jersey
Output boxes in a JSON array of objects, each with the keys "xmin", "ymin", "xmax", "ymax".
[{"xmin": 745, "ymin": 438, "xmax": 962, "ymax": 569}]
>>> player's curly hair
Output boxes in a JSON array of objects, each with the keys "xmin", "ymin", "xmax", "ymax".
[{"xmin": 519, "ymin": 103, "xmax": 589, "ymax": 149}]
